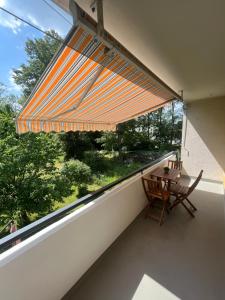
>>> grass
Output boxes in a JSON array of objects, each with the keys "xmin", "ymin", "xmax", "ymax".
[
  {"xmin": 54, "ymin": 158, "xmax": 142, "ymax": 210},
  {"xmin": 53, "ymin": 186, "xmax": 78, "ymax": 210},
  {"xmin": 0, "ymin": 154, "xmax": 142, "ymax": 235}
]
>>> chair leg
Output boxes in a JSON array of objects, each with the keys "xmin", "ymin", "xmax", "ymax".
[
  {"xmin": 145, "ymin": 197, "xmax": 156, "ymax": 218},
  {"xmin": 181, "ymin": 202, "xmax": 195, "ymax": 217},
  {"xmin": 166, "ymin": 206, "xmax": 170, "ymax": 214},
  {"xmin": 170, "ymin": 198, "xmax": 180, "ymax": 210},
  {"xmin": 159, "ymin": 202, "xmax": 167, "ymax": 226},
  {"xmin": 186, "ymin": 197, "xmax": 197, "ymax": 211},
  {"xmin": 145, "ymin": 201, "xmax": 153, "ymax": 218}
]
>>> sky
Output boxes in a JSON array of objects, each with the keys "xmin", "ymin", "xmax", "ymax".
[{"xmin": 0, "ymin": 0, "xmax": 72, "ymax": 96}]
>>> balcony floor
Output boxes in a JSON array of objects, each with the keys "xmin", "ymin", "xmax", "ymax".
[{"xmin": 63, "ymin": 179, "xmax": 225, "ymax": 300}]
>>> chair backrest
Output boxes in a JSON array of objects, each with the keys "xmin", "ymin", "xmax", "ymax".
[
  {"xmin": 168, "ymin": 160, "xmax": 183, "ymax": 170},
  {"xmin": 187, "ymin": 170, "xmax": 203, "ymax": 196},
  {"xmin": 142, "ymin": 177, "xmax": 163, "ymax": 199}
]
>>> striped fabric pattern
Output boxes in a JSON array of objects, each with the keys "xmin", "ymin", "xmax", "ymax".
[{"xmin": 16, "ymin": 25, "xmax": 175, "ymax": 133}]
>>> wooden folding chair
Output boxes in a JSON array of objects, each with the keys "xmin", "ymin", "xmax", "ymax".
[
  {"xmin": 169, "ymin": 170, "xmax": 203, "ymax": 217},
  {"xmin": 166, "ymin": 160, "xmax": 183, "ymax": 189},
  {"xmin": 142, "ymin": 177, "xmax": 170, "ymax": 225},
  {"xmin": 168, "ymin": 160, "xmax": 183, "ymax": 171}
]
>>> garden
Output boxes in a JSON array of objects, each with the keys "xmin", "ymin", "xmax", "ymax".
[{"xmin": 0, "ymin": 30, "xmax": 183, "ymax": 237}]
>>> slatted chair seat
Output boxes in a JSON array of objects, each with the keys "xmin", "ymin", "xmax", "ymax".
[
  {"xmin": 170, "ymin": 184, "xmax": 189, "ymax": 195},
  {"xmin": 146, "ymin": 190, "xmax": 170, "ymax": 200}
]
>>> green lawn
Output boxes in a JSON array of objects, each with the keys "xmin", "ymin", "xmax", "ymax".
[
  {"xmin": 53, "ymin": 159, "xmax": 141, "ymax": 210},
  {"xmin": 0, "ymin": 153, "xmax": 142, "ymax": 235}
]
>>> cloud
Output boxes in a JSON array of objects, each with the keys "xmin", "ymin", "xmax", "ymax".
[
  {"xmin": 0, "ymin": 0, "xmax": 24, "ymax": 34},
  {"xmin": 27, "ymin": 14, "xmax": 46, "ymax": 32},
  {"xmin": 0, "ymin": 15, "xmax": 23, "ymax": 34},
  {"xmin": 8, "ymin": 70, "xmax": 22, "ymax": 94},
  {"xmin": 0, "ymin": 0, "xmax": 72, "ymax": 37}
]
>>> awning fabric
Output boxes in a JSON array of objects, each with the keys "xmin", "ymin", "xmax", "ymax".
[{"xmin": 16, "ymin": 22, "xmax": 177, "ymax": 133}]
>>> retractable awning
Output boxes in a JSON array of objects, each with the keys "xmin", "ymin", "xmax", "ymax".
[{"xmin": 16, "ymin": 5, "xmax": 180, "ymax": 133}]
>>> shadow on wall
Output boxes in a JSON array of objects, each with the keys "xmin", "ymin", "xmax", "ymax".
[{"xmin": 182, "ymin": 96, "xmax": 225, "ymax": 181}]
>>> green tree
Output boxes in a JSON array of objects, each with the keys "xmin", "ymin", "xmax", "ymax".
[
  {"xmin": 0, "ymin": 105, "xmax": 71, "ymax": 227},
  {"xmin": 0, "ymin": 83, "xmax": 19, "ymax": 112},
  {"xmin": 96, "ymin": 101, "xmax": 183, "ymax": 155},
  {"xmin": 61, "ymin": 159, "xmax": 92, "ymax": 197},
  {"xmin": 12, "ymin": 30, "xmax": 63, "ymax": 102},
  {"xmin": 96, "ymin": 132, "xmax": 118, "ymax": 152},
  {"xmin": 60, "ymin": 132, "xmax": 93, "ymax": 160},
  {"xmin": 60, "ymin": 131, "xmax": 102, "ymax": 160}
]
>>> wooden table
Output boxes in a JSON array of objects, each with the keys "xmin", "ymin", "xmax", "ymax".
[{"xmin": 149, "ymin": 167, "xmax": 180, "ymax": 190}]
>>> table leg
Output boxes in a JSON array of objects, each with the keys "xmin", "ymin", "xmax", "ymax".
[{"xmin": 167, "ymin": 180, "xmax": 171, "ymax": 191}]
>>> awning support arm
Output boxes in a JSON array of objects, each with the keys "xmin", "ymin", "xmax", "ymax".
[
  {"xmin": 50, "ymin": 47, "xmax": 114, "ymax": 121},
  {"xmin": 50, "ymin": 65, "xmax": 105, "ymax": 120}
]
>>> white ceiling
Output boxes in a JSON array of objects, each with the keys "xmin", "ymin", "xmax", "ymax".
[{"xmin": 54, "ymin": 0, "xmax": 225, "ymax": 102}]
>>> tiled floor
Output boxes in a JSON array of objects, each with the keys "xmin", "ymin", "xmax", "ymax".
[{"xmin": 63, "ymin": 180, "xmax": 225, "ymax": 300}]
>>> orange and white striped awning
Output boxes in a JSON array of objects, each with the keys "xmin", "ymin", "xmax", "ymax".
[{"xmin": 16, "ymin": 12, "xmax": 179, "ymax": 133}]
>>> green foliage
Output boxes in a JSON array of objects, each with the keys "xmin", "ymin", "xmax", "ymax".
[
  {"xmin": 77, "ymin": 185, "xmax": 89, "ymax": 198},
  {"xmin": 12, "ymin": 30, "xmax": 63, "ymax": 102},
  {"xmin": 60, "ymin": 131, "xmax": 102, "ymax": 160},
  {"xmin": 60, "ymin": 132, "xmax": 93, "ymax": 160},
  {"xmin": 0, "ymin": 107, "xmax": 72, "ymax": 226},
  {"xmin": 61, "ymin": 159, "xmax": 91, "ymax": 186},
  {"xmin": 96, "ymin": 132, "xmax": 118, "ymax": 152},
  {"xmin": 0, "ymin": 83, "xmax": 19, "ymax": 112},
  {"xmin": 97, "ymin": 101, "xmax": 183, "ymax": 155},
  {"xmin": 91, "ymin": 159, "xmax": 142, "ymax": 189},
  {"xmin": 83, "ymin": 151, "xmax": 108, "ymax": 173}
]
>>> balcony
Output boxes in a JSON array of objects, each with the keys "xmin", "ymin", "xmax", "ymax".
[
  {"xmin": 1, "ymin": 0, "xmax": 225, "ymax": 299},
  {"xmin": 63, "ymin": 178, "xmax": 225, "ymax": 300},
  {"xmin": 0, "ymin": 153, "xmax": 224, "ymax": 300}
]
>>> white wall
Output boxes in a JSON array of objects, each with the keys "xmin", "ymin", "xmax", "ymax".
[
  {"xmin": 181, "ymin": 96, "xmax": 225, "ymax": 182},
  {"xmin": 0, "ymin": 157, "xmax": 171, "ymax": 300}
]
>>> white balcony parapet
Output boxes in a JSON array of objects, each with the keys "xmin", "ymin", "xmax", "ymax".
[{"xmin": 0, "ymin": 152, "xmax": 175, "ymax": 300}]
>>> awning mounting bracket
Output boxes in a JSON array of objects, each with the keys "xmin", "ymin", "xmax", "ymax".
[{"xmin": 70, "ymin": 0, "xmax": 104, "ymax": 37}]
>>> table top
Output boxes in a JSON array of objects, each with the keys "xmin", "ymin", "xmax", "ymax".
[{"xmin": 143, "ymin": 167, "xmax": 180, "ymax": 182}]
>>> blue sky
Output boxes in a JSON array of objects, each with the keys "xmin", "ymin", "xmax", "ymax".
[{"xmin": 0, "ymin": 0, "xmax": 72, "ymax": 96}]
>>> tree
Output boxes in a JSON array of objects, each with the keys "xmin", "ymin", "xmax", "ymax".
[
  {"xmin": 0, "ymin": 105, "xmax": 72, "ymax": 226},
  {"xmin": 0, "ymin": 83, "xmax": 20, "ymax": 112},
  {"xmin": 96, "ymin": 101, "xmax": 183, "ymax": 155},
  {"xmin": 60, "ymin": 131, "xmax": 102, "ymax": 160},
  {"xmin": 61, "ymin": 159, "xmax": 92, "ymax": 197},
  {"xmin": 12, "ymin": 30, "xmax": 63, "ymax": 102},
  {"xmin": 96, "ymin": 132, "xmax": 118, "ymax": 152}
]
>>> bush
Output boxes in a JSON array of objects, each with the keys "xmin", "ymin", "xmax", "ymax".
[
  {"xmin": 77, "ymin": 185, "xmax": 89, "ymax": 198},
  {"xmin": 61, "ymin": 159, "xmax": 92, "ymax": 186},
  {"xmin": 83, "ymin": 151, "xmax": 108, "ymax": 173}
]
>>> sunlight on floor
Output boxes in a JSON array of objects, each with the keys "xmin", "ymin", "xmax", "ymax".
[
  {"xmin": 196, "ymin": 180, "xmax": 224, "ymax": 194},
  {"xmin": 182, "ymin": 177, "xmax": 224, "ymax": 195},
  {"xmin": 132, "ymin": 274, "xmax": 181, "ymax": 300}
]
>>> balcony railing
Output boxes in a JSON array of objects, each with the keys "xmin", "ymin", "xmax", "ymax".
[
  {"xmin": 0, "ymin": 152, "xmax": 181, "ymax": 300},
  {"xmin": 0, "ymin": 151, "xmax": 176, "ymax": 253}
]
